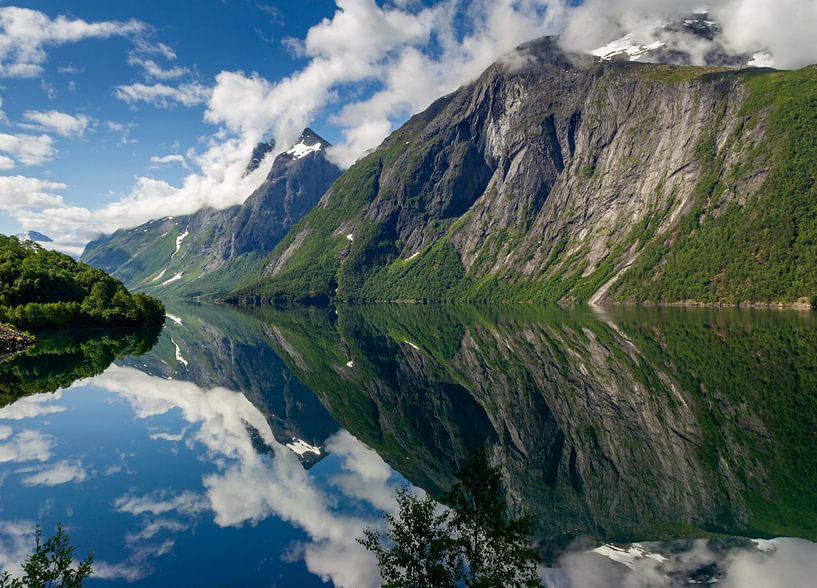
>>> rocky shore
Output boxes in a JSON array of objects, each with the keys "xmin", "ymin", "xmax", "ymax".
[{"xmin": 0, "ymin": 324, "xmax": 34, "ymax": 356}]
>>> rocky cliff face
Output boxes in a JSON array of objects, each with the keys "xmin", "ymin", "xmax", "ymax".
[
  {"xmin": 234, "ymin": 37, "xmax": 817, "ymax": 306},
  {"xmin": 81, "ymin": 129, "xmax": 342, "ymax": 298}
]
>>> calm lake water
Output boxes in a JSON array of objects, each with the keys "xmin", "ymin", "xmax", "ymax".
[{"xmin": 1, "ymin": 302, "xmax": 816, "ymax": 587}]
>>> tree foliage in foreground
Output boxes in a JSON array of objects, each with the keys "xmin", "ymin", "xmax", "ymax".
[
  {"xmin": 0, "ymin": 524, "xmax": 93, "ymax": 588},
  {"xmin": 360, "ymin": 450, "xmax": 541, "ymax": 587}
]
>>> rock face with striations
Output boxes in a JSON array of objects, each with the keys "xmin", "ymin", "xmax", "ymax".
[
  {"xmin": 233, "ymin": 36, "xmax": 817, "ymax": 306},
  {"xmin": 81, "ymin": 129, "xmax": 342, "ymax": 297}
]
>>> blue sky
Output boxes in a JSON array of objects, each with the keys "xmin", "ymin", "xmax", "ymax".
[
  {"xmin": 0, "ymin": 0, "xmax": 811, "ymax": 254},
  {"xmin": 0, "ymin": 1, "xmax": 343, "ymax": 244}
]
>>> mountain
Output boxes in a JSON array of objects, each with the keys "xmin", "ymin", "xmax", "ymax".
[
  {"xmin": 589, "ymin": 12, "xmax": 770, "ymax": 67},
  {"xmin": 231, "ymin": 37, "xmax": 817, "ymax": 307},
  {"xmin": 15, "ymin": 230, "xmax": 53, "ymax": 243},
  {"xmin": 81, "ymin": 129, "xmax": 342, "ymax": 298}
]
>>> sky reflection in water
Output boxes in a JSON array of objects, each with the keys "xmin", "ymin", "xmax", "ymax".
[{"xmin": 0, "ymin": 365, "xmax": 405, "ymax": 587}]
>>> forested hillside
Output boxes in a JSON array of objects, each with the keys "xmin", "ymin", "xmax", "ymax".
[{"xmin": 0, "ymin": 235, "xmax": 165, "ymax": 331}]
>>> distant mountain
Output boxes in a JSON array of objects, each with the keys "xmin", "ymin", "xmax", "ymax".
[
  {"xmin": 15, "ymin": 230, "xmax": 53, "ymax": 243},
  {"xmin": 230, "ymin": 36, "xmax": 817, "ymax": 307},
  {"xmin": 81, "ymin": 129, "xmax": 342, "ymax": 298},
  {"xmin": 590, "ymin": 13, "xmax": 771, "ymax": 67}
]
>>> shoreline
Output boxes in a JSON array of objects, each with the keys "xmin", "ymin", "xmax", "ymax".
[{"xmin": 0, "ymin": 324, "xmax": 34, "ymax": 357}]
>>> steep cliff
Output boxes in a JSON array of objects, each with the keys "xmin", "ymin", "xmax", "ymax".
[
  {"xmin": 81, "ymin": 129, "xmax": 342, "ymax": 298},
  {"xmin": 232, "ymin": 37, "xmax": 817, "ymax": 306}
]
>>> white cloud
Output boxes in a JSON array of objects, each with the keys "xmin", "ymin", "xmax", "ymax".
[
  {"xmin": 22, "ymin": 110, "xmax": 91, "ymax": 137},
  {"xmin": 0, "ymin": 391, "xmax": 65, "ymax": 420},
  {"xmin": 0, "ymin": 133, "xmax": 55, "ymax": 165},
  {"xmin": 114, "ymin": 490, "xmax": 208, "ymax": 516},
  {"xmin": 114, "ymin": 82, "xmax": 211, "ymax": 109},
  {"xmin": 21, "ymin": 459, "xmax": 89, "ymax": 486},
  {"xmin": 0, "ymin": 521, "xmax": 36, "ymax": 578},
  {"xmin": 127, "ymin": 55, "xmax": 189, "ymax": 80},
  {"xmin": 0, "ymin": 175, "xmax": 65, "ymax": 213},
  {"xmin": 722, "ymin": 538, "xmax": 817, "ymax": 588},
  {"xmin": 133, "ymin": 39, "xmax": 177, "ymax": 61},
  {"xmin": 0, "ymin": 429, "xmax": 53, "ymax": 463},
  {"xmin": 149, "ymin": 154, "xmax": 191, "ymax": 171},
  {"xmin": 0, "ymin": 7, "xmax": 144, "ymax": 78},
  {"xmin": 0, "ymin": 155, "xmax": 14, "ymax": 170}
]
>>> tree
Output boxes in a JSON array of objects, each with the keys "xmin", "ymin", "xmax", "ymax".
[
  {"xmin": 444, "ymin": 450, "xmax": 541, "ymax": 588},
  {"xmin": 0, "ymin": 524, "xmax": 93, "ymax": 588},
  {"xmin": 360, "ymin": 488, "xmax": 456, "ymax": 588},
  {"xmin": 360, "ymin": 450, "xmax": 541, "ymax": 588}
]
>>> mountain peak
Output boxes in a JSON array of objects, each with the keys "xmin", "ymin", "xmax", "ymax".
[
  {"xmin": 589, "ymin": 13, "xmax": 769, "ymax": 67},
  {"xmin": 246, "ymin": 140, "xmax": 276, "ymax": 174},
  {"xmin": 284, "ymin": 128, "xmax": 331, "ymax": 160}
]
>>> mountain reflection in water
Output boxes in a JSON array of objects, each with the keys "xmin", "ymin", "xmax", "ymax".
[{"xmin": 0, "ymin": 301, "xmax": 816, "ymax": 586}]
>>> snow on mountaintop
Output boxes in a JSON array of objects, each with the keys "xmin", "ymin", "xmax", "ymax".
[
  {"xmin": 591, "ymin": 34, "xmax": 665, "ymax": 61},
  {"xmin": 286, "ymin": 140, "xmax": 323, "ymax": 159},
  {"xmin": 589, "ymin": 13, "xmax": 771, "ymax": 68}
]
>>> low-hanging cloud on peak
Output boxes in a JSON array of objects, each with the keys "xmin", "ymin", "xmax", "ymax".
[{"xmin": 559, "ymin": 0, "xmax": 817, "ymax": 70}]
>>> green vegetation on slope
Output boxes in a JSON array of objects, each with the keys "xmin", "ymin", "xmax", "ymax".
[
  {"xmin": 232, "ymin": 66, "xmax": 817, "ymax": 306},
  {"xmin": 0, "ymin": 235, "xmax": 165, "ymax": 331},
  {"xmin": 614, "ymin": 67, "xmax": 817, "ymax": 304}
]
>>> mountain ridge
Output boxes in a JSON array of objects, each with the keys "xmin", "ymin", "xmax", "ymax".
[
  {"xmin": 81, "ymin": 129, "xmax": 342, "ymax": 298},
  {"xmin": 228, "ymin": 36, "xmax": 817, "ymax": 307}
]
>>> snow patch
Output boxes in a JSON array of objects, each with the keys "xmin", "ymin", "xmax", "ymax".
[
  {"xmin": 406, "ymin": 251, "xmax": 420, "ymax": 261},
  {"xmin": 346, "ymin": 360, "xmax": 354, "ymax": 368},
  {"xmin": 346, "ymin": 233, "xmax": 354, "ymax": 241},
  {"xmin": 162, "ymin": 272, "xmax": 183, "ymax": 286},
  {"xmin": 286, "ymin": 438, "xmax": 322, "ymax": 457},
  {"xmin": 591, "ymin": 543, "xmax": 668, "ymax": 569},
  {"xmin": 752, "ymin": 538, "xmax": 777, "ymax": 552},
  {"xmin": 591, "ymin": 34, "xmax": 665, "ymax": 61},
  {"xmin": 404, "ymin": 340, "xmax": 420, "ymax": 351},
  {"xmin": 166, "ymin": 313, "xmax": 183, "ymax": 325},
  {"xmin": 286, "ymin": 141, "xmax": 323, "ymax": 159},
  {"xmin": 171, "ymin": 228, "xmax": 189, "ymax": 259},
  {"xmin": 152, "ymin": 268, "xmax": 168, "ymax": 282},
  {"xmin": 171, "ymin": 337, "xmax": 188, "ymax": 368}
]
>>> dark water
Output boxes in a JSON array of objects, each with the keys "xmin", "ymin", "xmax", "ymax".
[{"xmin": 1, "ymin": 303, "xmax": 816, "ymax": 586}]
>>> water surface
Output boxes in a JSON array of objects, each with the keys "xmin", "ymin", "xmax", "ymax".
[{"xmin": 1, "ymin": 303, "xmax": 816, "ymax": 586}]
